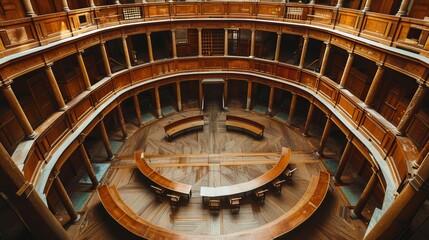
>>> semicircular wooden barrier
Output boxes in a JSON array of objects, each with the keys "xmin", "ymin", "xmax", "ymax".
[{"xmin": 97, "ymin": 171, "xmax": 330, "ymax": 239}]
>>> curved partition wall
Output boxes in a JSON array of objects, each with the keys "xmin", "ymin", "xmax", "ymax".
[{"xmin": 0, "ymin": 2, "xmax": 428, "ymax": 239}]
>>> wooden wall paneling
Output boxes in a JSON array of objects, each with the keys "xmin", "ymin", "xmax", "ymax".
[
  {"xmin": 226, "ymin": 59, "xmax": 251, "ymax": 71},
  {"xmin": 384, "ymin": 55, "xmax": 428, "ymax": 83},
  {"xmin": 170, "ymin": 3, "xmax": 198, "ymax": 18},
  {"xmin": 36, "ymin": 115, "xmax": 71, "ymax": 160},
  {"xmin": 0, "ymin": 107, "xmax": 25, "ymax": 153},
  {"xmin": 308, "ymin": 30, "xmax": 331, "ymax": 42},
  {"xmin": 76, "ymin": 35, "xmax": 101, "ymax": 51},
  {"xmin": 144, "ymin": 4, "xmax": 170, "ymax": 19},
  {"xmin": 406, "ymin": 111, "xmax": 429, "ymax": 149},
  {"xmin": 33, "ymin": 14, "xmax": 72, "ymax": 45},
  {"xmin": 23, "ymin": 148, "xmax": 43, "ymax": 181},
  {"xmin": 331, "ymin": 35, "xmax": 354, "ymax": 51},
  {"xmin": 67, "ymin": 96, "xmax": 93, "ymax": 128},
  {"xmin": 354, "ymin": 43, "xmax": 385, "ymax": 63},
  {"xmin": 43, "ymin": 44, "xmax": 77, "ymax": 64},
  {"xmin": 336, "ymin": 92, "xmax": 363, "ymax": 126},
  {"xmin": 200, "ymin": 2, "xmax": 225, "ymax": 17},
  {"xmin": 67, "ymin": 10, "xmax": 96, "ymax": 35},
  {"xmin": 94, "ymin": 7, "xmax": 121, "ymax": 27},
  {"xmin": 255, "ymin": 22, "xmax": 281, "ymax": 33},
  {"xmin": 0, "ymin": 20, "xmax": 38, "ymax": 55},
  {"xmin": 57, "ymin": 74, "xmax": 85, "ymax": 103},
  {"xmin": 253, "ymin": 59, "xmax": 275, "ymax": 75},
  {"xmin": 281, "ymin": 26, "xmax": 307, "ymax": 36},
  {"xmin": 0, "ymin": 55, "xmax": 45, "ymax": 82},
  {"xmin": 318, "ymin": 77, "xmax": 338, "ymax": 102},
  {"xmin": 335, "ymin": 10, "xmax": 362, "ymax": 33},
  {"xmin": 112, "ymin": 71, "xmax": 132, "ymax": 90},
  {"xmin": 310, "ymin": 7, "xmax": 336, "ymax": 27},
  {"xmin": 360, "ymin": 13, "xmax": 398, "ymax": 45},
  {"xmin": 227, "ymin": 3, "xmax": 256, "ymax": 17},
  {"xmin": 256, "ymin": 3, "xmax": 284, "ymax": 19},
  {"xmin": 276, "ymin": 65, "xmax": 300, "ymax": 82},
  {"xmin": 130, "ymin": 65, "xmax": 153, "ymax": 83},
  {"xmin": 300, "ymin": 71, "xmax": 318, "ymax": 89},
  {"xmin": 93, "ymin": 81, "xmax": 114, "ymax": 104},
  {"xmin": 359, "ymin": 113, "xmax": 395, "ymax": 155},
  {"xmin": 100, "ymin": 30, "xmax": 122, "ymax": 42}
]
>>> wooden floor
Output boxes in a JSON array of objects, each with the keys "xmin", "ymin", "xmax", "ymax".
[{"xmin": 66, "ymin": 102, "xmax": 369, "ymax": 239}]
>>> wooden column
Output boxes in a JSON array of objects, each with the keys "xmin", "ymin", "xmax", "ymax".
[
  {"xmin": 154, "ymin": 86, "xmax": 162, "ymax": 118},
  {"xmin": 397, "ymin": 85, "xmax": 427, "ymax": 134},
  {"xmin": 334, "ymin": 140, "xmax": 353, "ymax": 182},
  {"xmin": 122, "ymin": 36, "xmax": 132, "ymax": 69},
  {"xmin": 115, "ymin": 0, "xmax": 120, "ymax": 4},
  {"xmin": 364, "ymin": 154, "xmax": 429, "ymax": 239},
  {"xmin": 117, "ymin": 104, "xmax": 128, "ymax": 139},
  {"xmin": 176, "ymin": 81, "xmax": 182, "ymax": 111},
  {"xmin": 417, "ymin": 141, "xmax": 429, "ymax": 165},
  {"xmin": 0, "ymin": 144, "xmax": 70, "ymax": 240},
  {"xmin": 52, "ymin": 174, "xmax": 80, "ymax": 222},
  {"xmin": 78, "ymin": 143, "xmax": 99, "ymax": 188},
  {"xmin": 268, "ymin": 86, "xmax": 275, "ymax": 114},
  {"xmin": 274, "ymin": 32, "xmax": 282, "ymax": 62},
  {"xmin": 1, "ymin": 85, "xmax": 36, "ymax": 138},
  {"xmin": 100, "ymin": 42, "xmax": 112, "ymax": 77},
  {"xmin": 288, "ymin": 93, "xmax": 297, "ymax": 125},
  {"xmin": 316, "ymin": 118, "xmax": 333, "ymax": 156},
  {"xmin": 224, "ymin": 29, "xmax": 229, "ymax": 56},
  {"xmin": 45, "ymin": 64, "xmax": 67, "ymax": 111},
  {"xmin": 60, "ymin": 0, "xmax": 70, "ymax": 11},
  {"xmin": 198, "ymin": 28, "xmax": 203, "ymax": 57},
  {"xmin": 224, "ymin": 80, "xmax": 228, "ymax": 109},
  {"xmin": 299, "ymin": 36, "xmax": 309, "ymax": 68},
  {"xmin": 351, "ymin": 168, "xmax": 379, "ymax": 218},
  {"xmin": 396, "ymin": 0, "xmax": 412, "ymax": 16},
  {"xmin": 89, "ymin": 0, "xmax": 95, "ymax": 7},
  {"xmin": 22, "ymin": 0, "xmax": 36, "ymax": 16},
  {"xmin": 171, "ymin": 30, "xmax": 177, "ymax": 59},
  {"xmin": 246, "ymin": 81, "xmax": 252, "ymax": 111},
  {"xmin": 364, "ymin": 64, "xmax": 385, "ymax": 106},
  {"xmin": 336, "ymin": 0, "xmax": 343, "ymax": 8},
  {"xmin": 339, "ymin": 52, "xmax": 355, "ymax": 88},
  {"xmin": 250, "ymin": 29, "xmax": 256, "ymax": 58},
  {"xmin": 319, "ymin": 42, "xmax": 331, "ymax": 76},
  {"xmin": 133, "ymin": 95, "xmax": 143, "ymax": 126},
  {"xmin": 199, "ymin": 80, "xmax": 203, "ymax": 109},
  {"xmin": 303, "ymin": 103, "xmax": 315, "ymax": 137},
  {"xmin": 76, "ymin": 51, "xmax": 92, "ymax": 90},
  {"xmin": 98, "ymin": 120, "xmax": 114, "ymax": 160},
  {"xmin": 363, "ymin": 0, "xmax": 372, "ymax": 11},
  {"xmin": 146, "ymin": 32, "xmax": 154, "ymax": 63}
]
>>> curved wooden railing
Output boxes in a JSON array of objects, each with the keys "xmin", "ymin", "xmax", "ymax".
[
  {"xmin": 135, "ymin": 150, "xmax": 193, "ymax": 201},
  {"xmin": 97, "ymin": 170, "xmax": 329, "ymax": 239},
  {"xmin": 200, "ymin": 147, "xmax": 290, "ymax": 200}
]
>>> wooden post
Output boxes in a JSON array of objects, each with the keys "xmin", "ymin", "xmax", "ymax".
[
  {"xmin": 45, "ymin": 64, "xmax": 67, "ymax": 111},
  {"xmin": 339, "ymin": 52, "xmax": 355, "ymax": 88},
  {"xmin": 288, "ymin": 93, "xmax": 297, "ymax": 125},
  {"xmin": 122, "ymin": 36, "xmax": 132, "ymax": 69},
  {"xmin": 1, "ymin": 85, "xmax": 36, "ymax": 139},
  {"xmin": 100, "ymin": 42, "xmax": 112, "ymax": 77},
  {"xmin": 364, "ymin": 64, "xmax": 385, "ymax": 107},
  {"xmin": 98, "ymin": 120, "xmax": 114, "ymax": 160},
  {"xmin": 198, "ymin": 28, "xmax": 203, "ymax": 57},
  {"xmin": 60, "ymin": 0, "xmax": 70, "ymax": 11},
  {"xmin": 316, "ymin": 117, "xmax": 333, "ymax": 157},
  {"xmin": 115, "ymin": 0, "xmax": 120, "ymax": 4},
  {"xmin": 364, "ymin": 154, "xmax": 429, "ymax": 239},
  {"xmin": 76, "ymin": 51, "xmax": 92, "ymax": 90},
  {"xmin": 78, "ymin": 143, "xmax": 99, "ymax": 188},
  {"xmin": 363, "ymin": 0, "xmax": 372, "ymax": 11},
  {"xmin": 351, "ymin": 168, "xmax": 379, "ymax": 218},
  {"xmin": 274, "ymin": 32, "xmax": 282, "ymax": 62},
  {"xmin": 155, "ymin": 86, "xmax": 162, "ymax": 118},
  {"xmin": 396, "ymin": 85, "xmax": 427, "ymax": 135},
  {"xmin": 224, "ymin": 29, "xmax": 229, "ymax": 56},
  {"xmin": 319, "ymin": 42, "xmax": 331, "ymax": 76},
  {"xmin": 146, "ymin": 32, "xmax": 154, "ymax": 63},
  {"xmin": 176, "ymin": 81, "xmax": 182, "ymax": 111},
  {"xmin": 0, "ymin": 144, "xmax": 70, "ymax": 240},
  {"xmin": 22, "ymin": 0, "xmax": 36, "ymax": 16},
  {"xmin": 133, "ymin": 95, "xmax": 143, "ymax": 126},
  {"xmin": 336, "ymin": 0, "xmax": 343, "ymax": 8},
  {"xmin": 299, "ymin": 36, "xmax": 309, "ymax": 68},
  {"xmin": 89, "ymin": 0, "xmax": 95, "ymax": 7},
  {"xmin": 268, "ymin": 86, "xmax": 275, "ymax": 114},
  {"xmin": 199, "ymin": 80, "xmax": 203, "ymax": 109},
  {"xmin": 224, "ymin": 80, "xmax": 228, "ymax": 109},
  {"xmin": 117, "ymin": 104, "xmax": 128, "ymax": 139},
  {"xmin": 246, "ymin": 80, "xmax": 252, "ymax": 111},
  {"xmin": 171, "ymin": 30, "xmax": 177, "ymax": 59},
  {"xmin": 250, "ymin": 29, "xmax": 256, "ymax": 58},
  {"xmin": 303, "ymin": 102, "xmax": 314, "ymax": 137},
  {"xmin": 335, "ymin": 140, "xmax": 353, "ymax": 182},
  {"xmin": 52, "ymin": 175, "xmax": 80, "ymax": 222},
  {"xmin": 396, "ymin": 0, "xmax": 412, "ymax": 16}
]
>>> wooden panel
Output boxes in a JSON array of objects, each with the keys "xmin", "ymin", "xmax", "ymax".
[
  {"xmin": 384, "ymin": 55, "xmax": 427, "ymax": 82},
  {"xmin": 406, "ymin": 111, "xmax": 429, "ymax": 149},
  {"xmin": 360, "ymin": 114, "xmax": 394, "ymax": 154},
  {"xmin": 131, "ymin": 66, "xmax": 152, "ymax": 83},
  {"xmin": 228, "ymin": 3, "xmax": 255, "ymax": 16},
  {"xmin": 308, "ymin": 30, "xmax": 330, "ymax": 41},
  {"xmin": 337, "ymin": 12, "xmax": 359, "ymax": 29},
  {"xmin": 318, "ymin": 79, "xmax": 337, "ymax": 102},
  {"xmin": 227, "ymin": 59, "xmax": 251, "ymax": 70},
  {"xmin": 68, "ymin": 97, "xmax": 93, "ymax": 127},
  {"xmin": 23, "ymin": 149, "xmax": 42, "ymax": 181},
  {"xmin": 112, "ymin": 72, "xmax": 132, "ymax": 90},
  {"xmin": 101, "ymin": 30, "xmax": 122, "ymax": 42},
  {"xmin": 0, "ymin": 107, "xmax": 25, "ymax": 153},
  {"xmin": 300, "ymin": 72, "xmax": 318, "ymax": 89},
  {"xmin": 152, "ymin": 62, "xmax": 176, "ymax": 76},
  {"xmin": 256, "ymin": 3, "xmax": 284, "ymax": 18},
  {"xmin": 34, "ymin": 15, "xmax": 72, "ymax": 44},
  {"xmin": 200, "ymin": 3, "xmax": 225, "ymax": 16},
  {"xmin": 171, "ymin": 3, "xmax": 198, "ymax": 16},
  {"xmin": 354, "ymin": 44, "xmax": 385, "ymax": 62},
  {"xmin": 337, "ymin": 93, "xmax": 363, "ymax": 126},
  {"xmin": 146, "ymin": 5, "xmax": 170, "ymax": 18},
  {"xmin": 0, "ymin": 55, "xmax": 45, "ymax": 81},
  {"xmin": 331, "ymin": 35, "xmax": 354, "ymax": 50},
  {"xmin": 76, "ymin": 35, "xmax": 101, "ymax": 50},
  {"xmin": 253, "ymin": 60, "xmax": 274, "ymax": 75},
  {"xmin": 94, "ymin": 81, "xmax": 114, "ymax": 104},
  {"xmin": 43, "ymin": 44, "xmax": 77, "ymax": 63},
  {"xmin": 37, "ymin": 117, "xmax": 70, "ymax": 158},
  {"xmin": 200, "ymin": 58, "xmax": 224, "ymax": 69},
  {"xmin": 276, "ymin": 65, "xmax": 299, "ymax": 81}
]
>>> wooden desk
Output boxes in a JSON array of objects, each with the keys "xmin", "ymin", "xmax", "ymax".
[
  {"xmin": 225, "ymin": 115, "xmax": 264, "ymax": 139},
  {"xmin": 135, "ymin": 150, "xmax": 192, "ymax": 201},
  {"xmin": 200, "ymin": 148, "xmax": 290, "ymax": 200},
  {"xmin": 164, "ymin": 115, "xmax": 204, "ymax": 140}
]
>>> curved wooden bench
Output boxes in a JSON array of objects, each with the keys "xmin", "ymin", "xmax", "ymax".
[
  {"xmin": 164, "ymin": 115, "xmax": 205, "ymax": 140},
  {"xmin": 97, "ymin": 170, "xmax": 329, "ymax": 239},
  {"xmin": 226, "ymin": 115, "xmax": 264, "ymax": 139},
  {"xmin": 135, "ymin": 150, "xmax": 192, "ymax": 201},
  {"xmin": 200, "ymin": 147, "xmax": 290, "ymax": 200}
]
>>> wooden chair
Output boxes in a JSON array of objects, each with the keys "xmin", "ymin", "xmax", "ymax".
[
  {"xmin": 272, "ymin": 179, "xmax": 285, "ymax": 195},
  {"xmin": 209, "ymin": 199, "xmax": 221, "ymax": 215},
  {"xmin": 254, "ymin": 189, "xmax": 268, "ymax": 205},
  {"xmin": 167, "ymin": 194, "xmax": 180, "ymax": 212},
  {"xmin": 229, "ymin": 197, "xmax": 241, "ymax": 214},
  {"xmin": 285, "ymin": 167, "xmax": 298, "ymax": 182},
  {"xmin": 151, "ymin": 185, "xmax": 164, "ymax": 202}
]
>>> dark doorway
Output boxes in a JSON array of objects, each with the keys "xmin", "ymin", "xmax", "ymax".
[{"xmin": 203, "ymin": 82, "xmax": 224, "ymax": 110}]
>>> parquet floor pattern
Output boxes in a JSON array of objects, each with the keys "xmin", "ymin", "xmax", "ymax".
[{"xmin": 70, "ymin": 103, "xmax": 367, "ymax": 240}]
